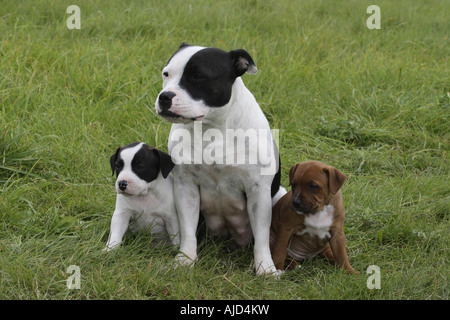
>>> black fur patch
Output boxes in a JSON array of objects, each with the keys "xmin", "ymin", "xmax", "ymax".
[
  {"xmin": 179, "ymin": 48, "xmax": 236, "ymax": 107},
  {"xmin": 271, "ymin": 154, "xmax": 282, "ymax": 197},
  {"xmin": 178, "ymin": 47, "xmax": 256, "ymax": 107},
  {"xmin": 110, "ymin": 143, "xmax": 174, "ymax": 182}
]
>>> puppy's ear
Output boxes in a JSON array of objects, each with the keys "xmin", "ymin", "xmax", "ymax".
[
  {"xmin": 110, "ymin": 147, "xmax": 121, "ymax": 176},
  {"xmin": 289, "ymin": 164, "xmax": 299, "ymax": 187},
  {"xmin": 154, "ymin": 149, "xmax": 175, "ymax": 179},
  {"xmin": 324, "ymin": 166, "xmax": 347, "ymax": 194},
  {"xmin": 229, "ymin": 49, "xmax": 258, "ymax": 77}
]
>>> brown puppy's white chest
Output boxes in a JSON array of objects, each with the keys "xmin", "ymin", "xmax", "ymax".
[
  {"xmin": 295, "ymin": 204, "xmax": 334, "ymax": 239},
  {"xmin": 288, "ymin": 205, "xmax": 335, "ymax": 260}
]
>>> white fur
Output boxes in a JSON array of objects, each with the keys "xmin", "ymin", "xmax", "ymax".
[
  {"xmin": 296, "ymin": 205, "xmax": 334, "ymax": 239},
  {"xmin": 156, "ymin": 46, "xmax": 210, "ymax": 122},
  {"xmin": 105, "ymin": 146, "xmax": 180, "ymax": 251},
  {"xmin": 157, "ymin": 47, "xmax": 287, "ymax": 275},
  {"xmin": 115, "ymin": 143, "xmax": 148, "ymax": 196}
]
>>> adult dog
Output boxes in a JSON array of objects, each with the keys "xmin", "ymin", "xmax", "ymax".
[{"xmin": 155, "ymin": 44, "xmax": 285, "ymax": 274}]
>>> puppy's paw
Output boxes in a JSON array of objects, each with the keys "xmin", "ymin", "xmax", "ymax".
[
  {"xmin": 171, "ymin": 234, "xmax": 181, "ymax": 247},
  {"xmin": 348, "ymin": 268, "xmax": 360, "ymax": 275}
]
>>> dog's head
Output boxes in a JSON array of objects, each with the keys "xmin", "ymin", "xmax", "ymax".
[
  {"xmin": 109, "ymin": 142, "xmax": 175, "ymax": 196},
  {"xmin": 155, "ymin": 43, "xmax": 257, "ymax": 123},
  {"xmin": 288, "ymin": 161, "xmax": 346, "ymax": 214}
]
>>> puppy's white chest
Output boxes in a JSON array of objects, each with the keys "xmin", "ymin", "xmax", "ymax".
[{"xmin": 297, "ymin": 205, "xmax": 334, "ymax": 239}]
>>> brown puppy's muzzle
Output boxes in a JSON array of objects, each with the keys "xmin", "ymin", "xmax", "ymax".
[
  {"xmin": 291, "ymin": 196, "xmax": 303, "ymax": 212},
  {"xmin": 291, "ymin": 194, "xmax": 316, "ymax": 214}
]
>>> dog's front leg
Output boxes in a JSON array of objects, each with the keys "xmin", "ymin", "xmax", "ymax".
[
  {"xmin": 104, "ymin": 210, "xmax": 131, "ymax": 251},
  {"xmin": 173, "ymin": 174, "xmax": 200, "ymax": 267},
  {"xmin": 270, "ymin": 230, "xmax": 292, "ymax": 270},
  {"xmin": 164, "ymin": 215, "xmax": 181, "ymax": 246},
  {"xmin": 329, "ymin": 231, "xmax": 358, "ymax": 274},
  {"xmin": 246, "ymin": 185, "xmax": 277, "ymax": 275}
]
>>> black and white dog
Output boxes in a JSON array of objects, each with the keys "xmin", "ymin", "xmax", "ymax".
[
  {"xmin": 105, "ymin": 142, "xmax": 179, "ymax": 250},
  {"xmin": 155, "ymin": 44, "xmax": 286, "ymax": 275}
]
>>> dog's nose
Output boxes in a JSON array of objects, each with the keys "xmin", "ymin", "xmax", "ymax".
[
  {"xmin": 158, "ymin": 91, "xmax": 176, "ymax": 110},
  {"xmin": 118, "ymin": 180, "xmax": 128, "ymax": 191},
  {"xmin": 291, "ymin": 197, "xmax": 302, "ymax": 209}
]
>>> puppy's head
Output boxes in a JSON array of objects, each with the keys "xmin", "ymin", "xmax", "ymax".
[
  {"xmin": 109, "ymin": 142, "xmax": 175, "ymax": 196},
  {"xmin": 155, "ymin": 43, "xmax": 257, "ymax": 123},
  {"xmin": 288, "ymin": 161, "xmax": 346, "ymax": 214}
]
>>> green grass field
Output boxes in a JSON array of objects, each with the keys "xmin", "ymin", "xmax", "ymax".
[{"xmin": 0, "ymin": 0, "xmax": 448, "ymax": 300}]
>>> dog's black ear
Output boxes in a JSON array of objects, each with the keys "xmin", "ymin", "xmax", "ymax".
[
  {"xmin": 110, "ymin": 147, "xmax": 121, "ymax": 176},
  {"xmin": 323, "ymin": 166, "xmax": 347, "ymax": 194},
  {"xmin": 154, "ymin": 149, "xmax": 175, "ymax": 179},
  {"xmin": 288, "ymin": 164, "xmax": 299, "ymax": 187},
  {"xmin": 179, "ymin": 42, "xmax": 191, "ymax": 49},
  {"xmin": 229, "ymin": 49, "xmax": 257, "ymax": 77},
  {"xmin": 167, "ymin": 43, "xmax": 192, "ymax": 65}
]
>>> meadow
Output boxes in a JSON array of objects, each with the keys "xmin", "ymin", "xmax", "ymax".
[{"xmin": 0, "ymin": 0, "xmax": 448, "ymax": 300}]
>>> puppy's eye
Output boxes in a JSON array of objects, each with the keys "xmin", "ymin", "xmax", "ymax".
[
  {"xmin": 163, "ymin": 71, "xmax": 169, "ymax": 77},
  {"xmin": 291, "ymin": 183, "xmax": 296, "ymax": 190},
  {"xmin": 136, "ymin": 163, "xmax": 146, "ymax": 170},
  {"xmin": 308, "ymin": 183, "xmax": 320, "ymax": 191}
]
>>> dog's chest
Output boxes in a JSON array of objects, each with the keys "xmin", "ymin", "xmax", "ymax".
[
  {"xmin": 186, "ymin": 164, "xmax": 253, "ymax": 240},
  {"xmin": 131, "ymin": 191, "xmax": 174, "ymax": 232},
  {"xmin": 296, "ymin": 205, "xmax": 334, "ymax": 239},
  {"xmin": 194, "ymin": 164, "xmax": 249, "ymax": 212}
]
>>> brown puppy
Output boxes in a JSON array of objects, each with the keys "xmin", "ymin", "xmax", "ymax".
[{"xmin": 270, "ymin": 161, "xmax": 357, "ymax": 274}]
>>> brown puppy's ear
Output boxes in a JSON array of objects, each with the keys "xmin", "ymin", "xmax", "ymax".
[
  {"xmin": 154, "ymin": 149, "xmax": 175, "ymax": 179},
  {"xmin": 289, "ymin": 164, "xmax": 299, "ymax": 186},
  {"xmin": 324, "ymin": 166, "xmax": 347, "ymax": 194},
  {"xmin": 110, "ymin": 147, "xmax": 121, "ymax": 176}
]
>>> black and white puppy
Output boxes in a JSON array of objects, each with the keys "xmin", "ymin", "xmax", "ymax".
[
  {"xmin": 155, "ymin": 44, "xmax": 286, "ymax": 275},
  {"xmin": 105, "ymin": 142, "xmax": 179, "ymax": 250}
]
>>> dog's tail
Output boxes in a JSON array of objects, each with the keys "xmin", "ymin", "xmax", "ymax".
[
  {"xmin": 271, "ymin": 185, "xmax": 287, "ymax": 207},
  {"xmin": 271, "ymin": 154, "xmax": 287, "ymax": 207}
]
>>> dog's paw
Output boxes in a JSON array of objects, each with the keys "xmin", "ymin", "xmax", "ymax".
[
  {"xmin": 273, "ymin": 269, "xmax": 286, "ymax": 279},
  {"xmin": 172, "ymin": 252, "xmax": 197, "ymax": 269},
  {"xmin": 254, "ymin": 260, "xmax": 278, "ymax": 276},
  {"xmin": 348, "ymin": 269, "xmax": 360, "ymax": 275},
  {"xmin": 103, "ymin": 244, "xmax": 119, "ymax": 252}
]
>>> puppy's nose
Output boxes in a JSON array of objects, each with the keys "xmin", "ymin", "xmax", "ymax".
[
  {"xmin": 118, "ymin": 180, "xmax": 128, "ymax": 191},
  {"xmin": 158, "ymin": 91, "xmax": 176, "ymax": 110},
  {"xmin": 291, "ymin": 197, "xmax": 302, "ymax": 209}
]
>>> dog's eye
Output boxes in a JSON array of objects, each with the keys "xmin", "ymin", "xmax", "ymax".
[
  {"xmin": 163, "ymin": 71, "xmax": 169, "ymax": 78},
  {"xmin": 114, "ymin": 160, "xmax": 124, "ymax": 171},
  {"xmin": 136, "ymin": 163, "xmax": 146, "ymax": 171},
  {"xmin": 308, "ymin": 183, "xmax": 320, "ymax": 191},
  {"xmin": 291, "ymin": 183, "xmax": 296, "ymax": 189},
  {"xmin": 192, "ymin": 73, "xmax": 207, "ymax": 81}
]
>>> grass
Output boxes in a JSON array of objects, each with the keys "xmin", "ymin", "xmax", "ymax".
[{"xmin": 0, "ymin": 0, "xmax": 448, "ymax": 300}]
